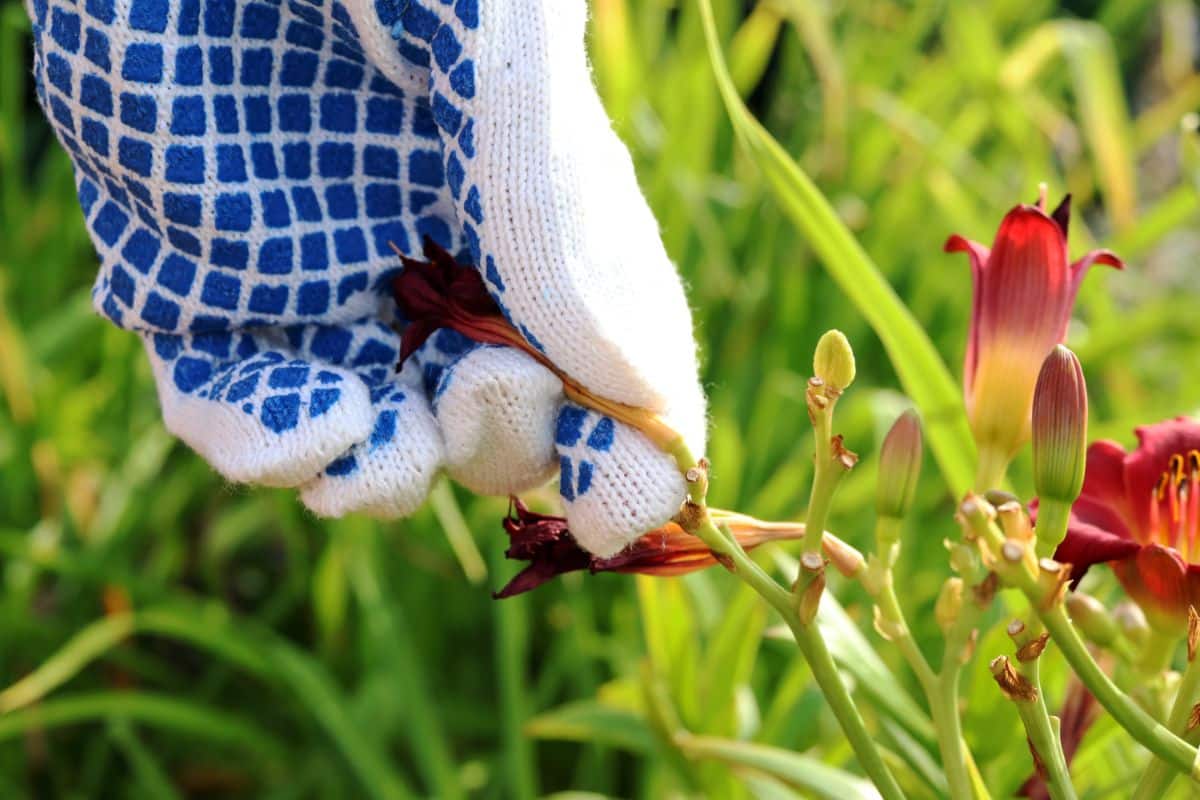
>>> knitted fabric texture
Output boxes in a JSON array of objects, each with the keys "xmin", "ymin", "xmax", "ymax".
[{"xmin": 28, "ymin": 0, "xmax": 706, "ymax": 556}]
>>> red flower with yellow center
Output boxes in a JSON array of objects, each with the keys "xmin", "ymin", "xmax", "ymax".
[
  {"xmin": 945, "ymin": 194, "xmax": 1121, "ymax": 472},
  {"xmin": 1053, "ymin": 417, "xmax": 1200, "ymax": 627}
]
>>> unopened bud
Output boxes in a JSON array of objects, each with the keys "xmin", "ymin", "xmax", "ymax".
[
  {"xmin": 1032, "ymin": 346, "xmax": 1088, "ymax": 505},
  {"xmin": 876, "ymin": 411, "xmax": 923, "ymax": 519},
  {"xmin": 936, "ymin": 577, "xmax": 965, "ymax": 633},
  {"xmin": 813, "ymin": 330, "xmax": 856, "ymax": 393},
  {"xmin": 1066, "ymin": 592, "xmax": 1120, "ymax": 648},
  {"xmin": 821, "ymin": 533, "xmax": 865, "ymax": 578},
  {"xmin": 1113, "ymin": 601, "xmax": 1150, "ymax": 649}
]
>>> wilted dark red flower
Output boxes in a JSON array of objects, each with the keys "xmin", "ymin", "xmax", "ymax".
[
  {"xmin": 945, "ymin": 194, "xmax": 1121, "ymax": 468},
  {"xmin": 391, "ymin": 238, "xmax": 524, "ymax": 363},
  {"xmin": 1052, "ymin": 417, "xmax": 1200, "ymax": 627},
  {"xmin": 391, "ymin": 240, "xmax": 682, "ymax": 449},
  {"xmin": 495, "ymin": 498, "xmax": 805, "ymax": 598}
]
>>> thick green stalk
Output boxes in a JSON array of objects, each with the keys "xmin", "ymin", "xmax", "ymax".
[
  {"xmin": 933, "ymin": 595, "xmax": 984, "ymax": 800},
  {"xmin": 1133, "ymin": 652, "xmax": 1200, "ymax": 799},
  {"xmin": 1035, "ymin": 599, "xmax": 1199, "ymax": 779},
  {"xmin": 801, "ymin": 402, "xmax": 839, "ymax": 555},
  {"xmin": 1033, "ymin": 499, "xmax": 1072, "ymax": 559},
  {"xmin": 689, "ymin": 514, "xmax": 906, "ymax": 800},
  {"xmin": 1012, "ymin": 655, "xmax": 1077, "ymax": 800}
]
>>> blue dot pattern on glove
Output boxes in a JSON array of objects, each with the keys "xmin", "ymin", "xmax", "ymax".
[
  {"xmin": 29, "ymin": 0, "xmax": 467, "ymax": 336},
  {"xmin": 554, "ymin": 405, "xmax": 617, "ymax": 501}
]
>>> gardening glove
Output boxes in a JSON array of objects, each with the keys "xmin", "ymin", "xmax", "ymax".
[{"xmin": 27, "ymin": 0, "xmax": 706, "ymax": 556}]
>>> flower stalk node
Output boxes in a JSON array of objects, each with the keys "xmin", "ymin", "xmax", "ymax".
[
  {"xmin": 991, "ymin": 655, "xmax": 1039, "ymax": 703},
  {"xmin": 935, "ymin": 577, "xmax": 965, "ymax": 633},
  {"xmin": 796, "ymin": 552, "xmax": 827, "ymax": 625}
]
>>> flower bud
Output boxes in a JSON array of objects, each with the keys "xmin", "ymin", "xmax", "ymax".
[
  {"xmin": 1065, "ymin": 591, "xmax": 1120, "ymax": 648},
  {"xmin": 1112, "ymin": 601, "xmax": 1150, "ymax": 649},
  {"xmin": 1032, "ymin": 345, "xmax": 1088, "ymax": 505},
  {"xmin": 875, "ymin": 411, "xmax": 923, "ymax": 519},
  {"xmin": 936, "ymin": 577, "xmax": 965, "ymax": 633},
  {"xmin": 813, "ymin": 330, "xmax": 856, "ymax": 393},
  {"xmin": 821, "ymin": 532, "xmax": 865, "ymax": 578}
]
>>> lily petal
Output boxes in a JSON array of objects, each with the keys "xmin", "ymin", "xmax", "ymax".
[
  {"xmin": 944, "ymin": 234, "xmax": 990, "ymax": 400},
  {"xmin": 1125, "ymin": 418, "xmax": 1200, "ymax": 542},
  {"xmin": 1053, "ymin": 522, "xmax": 1140, "ymax": 588},
  {"xmin": 1118, "ymin": 543, "xmax": 1190, "ymax": 619}
]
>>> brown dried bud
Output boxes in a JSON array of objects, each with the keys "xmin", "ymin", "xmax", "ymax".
[
  {"xmin": 821, "ymin": 533, "xmax": 865, "ymax": 578},
  {"xmin": 1189, "ymin": 606, "xmax": 1200, "ymax": 662},
  {"xmin": 991, "ymin": 655, "xmax": 1038, "ymax": 702}
]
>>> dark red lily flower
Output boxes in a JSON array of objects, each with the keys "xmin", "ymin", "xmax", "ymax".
[
  {"xmin": 391, "ymin": 238, "xmax": 524, "ymax": 363},
  {"xmin": 1051, "ymin": 417, "xmax": 1200, "ymax": 627},
  {"xmin": 391, "ymin": 240, "xmax": 682, "ymax": 449},
  {"xmin": 495, "ymin": 498, "xmax": 805, "ymax": 598},
  {"xmin": 945, "ymin": 193, "xmax": 1122, "ymax": 467}
]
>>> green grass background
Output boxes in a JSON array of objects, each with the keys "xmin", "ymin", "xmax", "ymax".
[{"xmin": 1, "ymin": 0, "xmax": 1199, "ymax": 797}]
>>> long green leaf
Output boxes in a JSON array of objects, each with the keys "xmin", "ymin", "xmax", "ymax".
[
  {"xmin": 677, "ymin": 734, "xmax": 882, "ymax": 800},
  {"xmin": 696, "ymin": 0, "xmax": 976, "ymax": 496}
]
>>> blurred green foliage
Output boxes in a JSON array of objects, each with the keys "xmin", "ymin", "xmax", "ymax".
[{"xmin": 1, "ymin": 0, "xmax": 1199, "ymax": 797}]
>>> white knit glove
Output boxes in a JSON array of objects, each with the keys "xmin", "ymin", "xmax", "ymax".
[{"xmin": 28, "ymin": 0, "xmax": 706, "ymax": 555}]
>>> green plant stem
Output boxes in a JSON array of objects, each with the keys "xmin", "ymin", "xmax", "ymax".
[
  {"xmin": 1012, "ymin": 654, "xmax": 1077, "ymax": 800},
  {"xmin": 974, "ymin": 445, "xmax": 1010, "ymax": 493},
  {"xmin": 1033, "ymin": 499, "xmax": 1072, "ymax": 559},
  {"xmin": 668, "ymin": 440, "xmax": 904, "ymax": 799},
  {"xmin": 1132, "ymin": 652, "xmax": 1200, "ymax": 799},
  {"xmin": 873, "ymin": 520, "xmax": 984, "ymax": 800},
  {"xmin": 1032, "ymin": 596, "xmax": 1200, "ymax": 780},
  {"xmin": 801, "ymin": 403, "xmax": 838, "ymax": 555},
  {"xmin": 932, "ymin": 593, "xmax": 985, "ymax": 800},
  {"xmin": 689, "ymin": 514, "xmax": 906, "ymax": 800}
]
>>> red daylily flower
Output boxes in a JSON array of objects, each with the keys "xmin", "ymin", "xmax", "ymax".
[
  {"xmin": 495, "ymin": 498, "xmax": 805, "ymax": 598},
  {"xmin": 1052, "ymin": 417, "xmax": 1200, "ymax": 626},
  {"xmin": 945, "ymin": 194, "xmax": 1122, "ymax": 465}
]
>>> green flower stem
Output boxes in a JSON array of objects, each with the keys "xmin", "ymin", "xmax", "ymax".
[
  {"xmin": 974, "ymin": 445, "xmax": 1010, "ymax": 493},
  {"xmin": 1030, "ymin": 591, "xmax": 1199, "ymax": 780},
  {"xmin": 933, "ymin": 589, "xmax": 986, "ymax": 800},
  {"xmin": 666, "ymin": 442, "xmax": 905, "ymax": 800},
  {"xmin": 1132, "ymin": 652, "xmax": 1200, "ymax": 800},
  {"xmin": 1011, "ymin": 649, "xmax": 1077, "ymax": 800},
  {"xmin": 1033, "ymin": 498, "xmax": 1072, "ymax": 559},
  {"xmin": 690, "ymin": 514, "xmax": 906, "ymax": 800},
  {"xmin": 872, "ymin": 519, "xmax": 987, "ymax": 800},
  {"xmin": 801, "ymin": 402, "xmax": 839, "ymax": 555}
]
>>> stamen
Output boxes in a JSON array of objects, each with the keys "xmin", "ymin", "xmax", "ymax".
[
  {"xmin": 1187, "ymin": 451, "xmax": 1200, "ymax": 562},
  {"xmin": 1152, "ymin": 471, "xmax": 1170, "ymax": 547}
]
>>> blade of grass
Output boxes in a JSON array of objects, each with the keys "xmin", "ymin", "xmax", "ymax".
[{"xmin": 696, "ymin": 0, "xmax": 976, "ymax": 496}]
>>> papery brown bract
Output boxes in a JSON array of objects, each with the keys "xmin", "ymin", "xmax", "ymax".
[{"xmin": 1051, "ymin": 417, "xmax": 1200, "ymax": 627}]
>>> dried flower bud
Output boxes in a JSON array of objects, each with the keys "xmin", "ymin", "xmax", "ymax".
[
  {"xmin": 875, "ymin": 411, "xmax": 923, "ymax": 519},
  {"xmin": 1032, "ymin": 346, "xmax": 1088, "ymax": 505},
  {"xmin": 936, "ymin": 577, "xmax": 965, "ymax": 633},
  {"xmin": 1065, "ymin": 592, "xmax": 1120, "ymax": 648},
  {"xmin": 821, "ymin": 533, "xmax": 865, "ymax": 578},
  {"xmin": 813, "ymin": 330, "xmax": 856, "ymax": 393}
]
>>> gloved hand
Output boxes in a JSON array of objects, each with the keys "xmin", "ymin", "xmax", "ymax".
[{"xmin": 28, "ymin": 0, "xmax": 706, "ymax": 556}]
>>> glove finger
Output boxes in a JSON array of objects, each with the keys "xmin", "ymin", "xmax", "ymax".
[
  {"xmin": 554, "ymin": 404, "xmax": 686, "ymax": 558},
  {"xmin": 432, "ymin": 344, "xmax": 562, "ymax": 496},
  {"xmin": 143, "ymin": 329, "xmax": 373, "ymax": 488},
  {"xmin": 292, "ymin": 319, "xmax": 444, "ymax": 518},
  {"xmin": 370, "ymin": 0, "xmax": 706, "ymax": 452}
]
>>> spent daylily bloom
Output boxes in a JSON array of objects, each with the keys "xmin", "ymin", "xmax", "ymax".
[
  {"xmin": 1051, "ymin": 417, "xmax": 1200, "ymax": 627},
  {"xmin": 495, "ymin": 498, "xmax": 805, "ymax": 598},
  {"xmin": 945, "ymin": 193, "xmax": 1122, "ymax": 477},
  {"xmin": 391, "ymin": 239, "xmax": 681, "ymax": 449}
]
